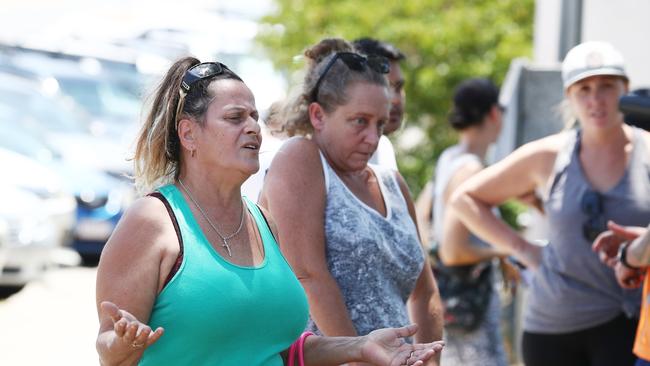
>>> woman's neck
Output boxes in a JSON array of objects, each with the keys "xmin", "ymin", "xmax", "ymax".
[
  {"xmin": 458, "ymin": 131, "xmax": 492, "ymax": 160},
  {"xmin": 580, "ymin": 123, "xmax": 630, "ymax": 152},
  {"xmin": 177, "ymin": 170, "xmax": 242, "ymax": 211}
]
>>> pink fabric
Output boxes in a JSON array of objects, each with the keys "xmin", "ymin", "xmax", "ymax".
[{"xmin": 288, "ymin": 332, "xmax": 315, "ymax": 366}]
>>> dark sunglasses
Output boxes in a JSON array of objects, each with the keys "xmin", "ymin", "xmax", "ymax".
[
  {"xmin": 310, "ymin": 52, "xmax": 390, "ymax": 102},
  {"xmin": 581, "ymin": 190, "xmax": 607, "ymax": 242},
  {"xmin": 175, "ymin": 62, "xmax": 232, "ymax": 127},
  {"xmin": 180, "ymin": 62, "xmax": 231, "ymax": 93}
]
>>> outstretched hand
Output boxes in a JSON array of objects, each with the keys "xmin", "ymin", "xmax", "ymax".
[
  {"xmin": 99, "ymin": 301, "xmax": 164, "ymax": 357},
  {"xmin": 359, "ymin": 324, "xmax": 444, "ymax": 366},
  {"xmin": 592, "ymin": 221, "xmax": 646, "ymax": 267}
]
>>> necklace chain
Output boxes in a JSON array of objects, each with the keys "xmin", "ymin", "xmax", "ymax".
[{"xmin": 178, "ymin": 178, "xmax": 245, "ymax": 257}]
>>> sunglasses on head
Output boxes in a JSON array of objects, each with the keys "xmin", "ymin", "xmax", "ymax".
[
  {"xmin": 581, "ymin": 190, "xmax": 607, "ymax": 242},
  {"xmin": 310, "ymin": 52, "xmax": 390, "ymax": 102},
  {"xmin": 180, "ymin": 62, "xmax": 231, "ymax": 93},
  {"xmin": 175, "ymin": 62, "xmax": 233, "ymax": 128}
]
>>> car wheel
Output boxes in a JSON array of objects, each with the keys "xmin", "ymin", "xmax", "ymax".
[{"xmin": 0, "ymin": 285, "xmax": 25, "ymax": 299}]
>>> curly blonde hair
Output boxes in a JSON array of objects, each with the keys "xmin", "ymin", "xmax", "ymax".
[{"xmin": 278, "ymin": 38, "xmax": 387, "ymax": 137}]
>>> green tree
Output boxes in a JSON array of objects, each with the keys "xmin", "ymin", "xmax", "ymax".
[{"xmin": 256, "ymin": 0, "xmax": 534, "ymax": 195}]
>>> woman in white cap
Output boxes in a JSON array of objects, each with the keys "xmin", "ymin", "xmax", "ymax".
[{"xmin": 450, "ymin": 41, "xmax": 650, "ymax": 365}]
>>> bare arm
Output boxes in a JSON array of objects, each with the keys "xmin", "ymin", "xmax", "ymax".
[
  {"xmin": 303, "ymin": 325, "xmax": 444, "ymax": 366},
  {"xmin": 395, "ymin": 174, "xmax": 443, "ymax": 365},
  {"xmin": 449, "ymin": 136, "xmax": 560, "ymax": 269},
  {"xmin": 259, "ymin": 138, "xmax": 358, "ymax": 337},
  {"xmin": 413, "ymin": 180, "xmax": 434, "ymax": 248},
  {"xmin": 95, "ymin": 197, "xmax": 174, "ymax": 366},
  {"xmin": 439, "ymin": 160, "xmax": 509, "ymax": 265}
]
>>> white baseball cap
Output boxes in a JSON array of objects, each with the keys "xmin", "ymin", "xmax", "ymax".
[{"xmin": 562, "ymin": 41, "xmax": 628, "ymax": 89}]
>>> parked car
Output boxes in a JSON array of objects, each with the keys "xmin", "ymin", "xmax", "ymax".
[
  {"xmin": 0, "ymin": 184, "xmax": 60, "ymax": 293},
  {"xmin": 0, "ymin": 148, "xmax": 77, "ymax": 249},
  {"xmin": 0, "ymin": 145, "xmax": 79, "ymax": 296},
  {"xmin": 0, "ymin": 112, "xmax": 133, "ymax": 260},
  {"xmin": 0, "ymin": 71, "xmax": 132, "ymax": 179}
]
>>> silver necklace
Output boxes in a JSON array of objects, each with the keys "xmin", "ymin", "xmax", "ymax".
[{"xmin": 178, "ymin": 178, "xmax": 245, "ymax": 257}]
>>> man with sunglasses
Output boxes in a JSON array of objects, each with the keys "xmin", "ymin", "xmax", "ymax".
[
  {"xmin": 354, "ymin": 38, "xmax": 406, "ymax": 171},
  {"xmin": 594, "ymin": 221, "xmax": 650, "ymax": 366}
]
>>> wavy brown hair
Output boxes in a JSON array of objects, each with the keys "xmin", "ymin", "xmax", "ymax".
[{"xmin": 278, "ymin": 38, "xmax": 388, "ymax": 137}]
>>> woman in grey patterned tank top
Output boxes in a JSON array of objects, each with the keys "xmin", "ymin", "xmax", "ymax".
[{"xmin": 260, "ymin": 38, "xmax": 444, "ymax": 365}]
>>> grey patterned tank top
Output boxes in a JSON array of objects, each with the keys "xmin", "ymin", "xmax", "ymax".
[
  {"xmin": 307, "ymin": 152, "xmax": 425, "ymax": 336},
  {"xmin": 525, "ymin": 127, "xmax": 650, "ymax": 333}
]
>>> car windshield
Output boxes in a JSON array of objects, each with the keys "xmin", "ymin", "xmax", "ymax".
[
  {"xmin": 57, "ymin": 77, "xmax": 141, "ymax": 119},
  {"xmin": 0, "ymin": 88, "xmax": 89, "ymax": 134},
  {"xmin": 0, "ymin": 107, "xmax": 57, "ymax": 163}
]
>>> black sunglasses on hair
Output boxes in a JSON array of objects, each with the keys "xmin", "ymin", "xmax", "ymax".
[
  {"xmin": 175, "ymin": 62, "xmax": 233, "ymax": 127},
  {"xmin": 581, "ymin": 190, "xmax": 607, "ymax": 242},
  {"xmin": 310, "ymin": 52, "xmax": 390, "ymax": 102},
  {"xmin": 181, "ymin": 62, "xmax": 231, "ymax": 93}
]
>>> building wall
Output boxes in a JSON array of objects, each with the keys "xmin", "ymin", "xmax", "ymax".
[
  {"xmin": 582, "ymin": 0, "xmax": 650, "ymax": 88},
  {"xmin": 534, "ymin": 0, "xmax": 650, "ymax": 88}
]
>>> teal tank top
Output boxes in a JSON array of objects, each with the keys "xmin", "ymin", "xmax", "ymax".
[{"xmin": 139, "ymin": 184, "xmax": 309, "ymax": 366}]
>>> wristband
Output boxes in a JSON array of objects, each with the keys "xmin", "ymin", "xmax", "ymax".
[{"xmin": 618, "ymin": 241, "xmax": 641, "ymax": 270}]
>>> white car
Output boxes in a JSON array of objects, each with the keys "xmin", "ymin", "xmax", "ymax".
[
  {"xmin": 0, "ymin": 148, "xmax": 77, "ymax": 295},
  {"xmin": 0, "ymin": 184, "xmax": 65, "ymax": 293}
]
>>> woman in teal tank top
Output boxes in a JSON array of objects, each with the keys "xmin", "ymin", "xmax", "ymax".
[{"xmin": 95, "ymin": 57, "xmax": 443, "ymax": 366}]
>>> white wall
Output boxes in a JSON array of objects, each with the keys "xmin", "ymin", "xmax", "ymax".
[
  {"xmin": 534, "ymin": 0, "xmax": 650, "ymax": 88},
  {"xmin": 582, "ymin": 0, "xmax": 650, "ymax": 88},
  {"xmin": 533, "ymin": 0, "xmax": 563, "ymax": 67}
]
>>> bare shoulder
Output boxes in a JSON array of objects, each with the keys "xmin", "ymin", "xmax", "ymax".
[
  {"xmin": 393, "ymin": 171, "xmax": 410, "ymax": 195},
  {"xmin": 271, "ymin": 136, "xmax": 321, "ymax": 168},
  {"xmin": 102, "ymin": 195, "xmax": 175, "ymax": 259},
  {"xmin": 266, "ymin": 136, "xmax": 324, "ymax": 187},
  {"xmin": 502, "ymin": 132, "xmax": 569, "ymax": 177}
]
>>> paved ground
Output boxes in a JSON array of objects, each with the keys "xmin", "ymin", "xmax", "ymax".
[{"xmin": 0, "ymin": 266, "xmax": 99, "ymax": 365}]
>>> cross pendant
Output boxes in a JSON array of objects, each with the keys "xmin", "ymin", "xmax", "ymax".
[{"xmin": 222, "ymin": 239, "xmax": 232, "ymax": 257}]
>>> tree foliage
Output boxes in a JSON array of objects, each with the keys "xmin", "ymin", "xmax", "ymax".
[{"xmin": 256, "ymin": 0, "xmax": 534, "ymax": 195}]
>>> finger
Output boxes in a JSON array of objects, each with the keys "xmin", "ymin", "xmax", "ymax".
[
  {"xmin": 605, "ymin": 257, "xmax": 618, "ymax": 267},
  {"xmin": 147, "ymin": 327, "xmax": 164, "ymax": 347},
  {"xmin": 608, "ymin": 221, "xmax": 641, "ymax": 240},
  {"xmin": 410, "ymin": 349, "xmax": 435, "ymax": 364},
  {"xmin": 124, "ymin": 322, "xmax": 139, "ymax": 342},
  {"xmin": 393, "ymin": 324, "xmax": 418, "ymax": 338},
  {"xmin": 101, "ymin": 301, "xmax": 122, "ymax": 323},
  {"xmin": 114, "ymin": 319, "xmax": 128, "ymax": 337},
  {"xmin": 134, "ymin": 326, "xmax": 152, "ymax": 346},
  {"xmin": 415, "ymin": 341, "xmax": 444, "ymax": 352},
  {"xmin": 591, "ymin": 233, "xmax": 608, "ymax": 251}
]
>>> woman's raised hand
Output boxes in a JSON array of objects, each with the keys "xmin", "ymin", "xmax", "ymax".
[
  {"xmin": 98, "ymin": 301, "xmax": 164, "ymax": 360},
  {"xmin": 359, "ymin": 324, "xmax": 444, "ymax": 366}
]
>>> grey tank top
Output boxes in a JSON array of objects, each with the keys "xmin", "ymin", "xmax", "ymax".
[
  {"xmin": 525, "ymin": 127, "xmax": 650, "ymax": 333},
  {"xmin": 307, "ymin": 152, "xmax": 425, "ymax": 336},
  {"xmin": 433, "ymin": 145, "xmax": 493, "ymax": 248}
]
